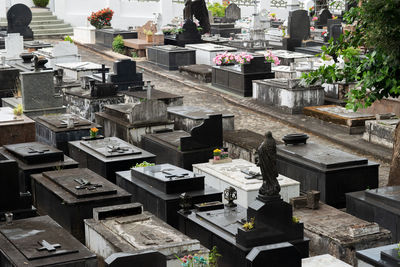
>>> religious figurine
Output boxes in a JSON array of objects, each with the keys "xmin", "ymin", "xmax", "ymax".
[
  {"xmin": 257, "ymin": 131, "xmax": 281, "ymax": 200},
  {"xmin": 183, "ymin": 0, "xmax": 210, "ymax": 33}
]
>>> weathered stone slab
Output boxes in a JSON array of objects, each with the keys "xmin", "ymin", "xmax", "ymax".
[
  {"xmin": 363, "ymin": 119, "xmax": 397, "ymax": 149},
  {"xmin": 124, "ymin": 88, "xmax": 183, "ymax": 107},
  {"xmin": 179, "ymin": 64, "xmax": 212, "ymax": 83},
  {"xmin": 223, "ymin": 129, "xmax": 264, "ymax": 163}
]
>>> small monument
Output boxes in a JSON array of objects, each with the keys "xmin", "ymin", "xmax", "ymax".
[{"xmin": 7, "ymin": 4, "xmax": 33, "ymax": 40}]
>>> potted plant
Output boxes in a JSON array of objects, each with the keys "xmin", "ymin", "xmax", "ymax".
[
  {"xmin": 235, "ymin": 52, "xmax": 254, "ymax": 73},
  {"xmin": 82, "ymin": 127, "xmax": 104, "ymax": 141},
  {"xmin": 33, "ymin": 0, "xmax": 49, "ymax": 8},
  {"xmin": 88, "ymin": 8, "xmax": 114, "ymax": 29},
  {"xmin": 144, "ymin": 30, "xmax": 154, "ymax": 43}
]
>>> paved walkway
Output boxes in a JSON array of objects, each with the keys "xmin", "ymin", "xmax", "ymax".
[{"xmin": 76, "ymin": 43, "xmax": 391, "ymax": 187}]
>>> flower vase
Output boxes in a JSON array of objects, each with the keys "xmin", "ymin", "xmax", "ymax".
[{"xmin": 146, "ymin": 35, "xmax": 153, "ymax": 43}]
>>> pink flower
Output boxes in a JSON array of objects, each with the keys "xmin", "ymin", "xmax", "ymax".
[
  {"xmin": 310, "ymin": 26, "xmax": 315, "ymax": 31},
  {"xmin": 312, "ymin": 16, "xmax": 318, "ymax": 21}
]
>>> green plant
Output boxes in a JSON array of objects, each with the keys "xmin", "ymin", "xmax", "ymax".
[
  {"xmin": 33, "ymin": 0, "xmax": 49, "ymax": 7},
  {"xmin": 242, "ymin": 217, "xmax": 255, "ymax": 231},
  {"xmin": 131, "ymin": 51, "xmax": 138, "ymax": 58},
  {"xmin": 112, "ymin": 35, "xmax": 125, "ymax": 54},
  {"xmin": 13, "ymin": 104, "xmax": 23, "ymax": 116},
  {"xmin": 88, "ymin": 8, "xmax": 114, "ymax": 29},
  {"xmin": 292, "ymin": 216, "xmax": 300, "ymax": 224},
  {"xmin": 64, "ymin": 36, "xmax": 74, "ymax": 44},
  {"xmin": 207, "ymin": 3, "xmax": 226, "ymax": 17},
  {"xmin": 134, "ymin": 161, "xmax": 155, "ymax": 168},
  {"xmin": 396, "ymin": 242, "xmax": 400, "ymax": 258},
  {"xmin": 144, "ymin": 29, "xmax": 153, "ymax": 36},
  {"xmin": 208, "ymin": 246, "xmax": 222, "ymax": 267}
]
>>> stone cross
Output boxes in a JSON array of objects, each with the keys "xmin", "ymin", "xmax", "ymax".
[
  {"xmin": 161, "ymin": 169, "xmax": 189, "ymax": 179},
  {"xmin": 107, "ymin": 145, "xmax": 129, "ymax": 154},
  {"xmin": 98, "ymin": 64, "xmax": 108, "ymax": 84},
  {"xmin": 241, "ymin": 169, "xmax": 262, "ymax": 180},
  {"xmin": 37, "ymin": 240, "xmax": 61, "ymax": 252},
  {"xmin": 74, "ymin": 178, "xmax": 102, "ymax": 190},
  {"xmin": 28, "ymin": 147, "xmax": 49, "ymax": 154}
]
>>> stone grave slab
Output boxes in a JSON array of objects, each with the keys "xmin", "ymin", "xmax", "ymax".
[
  {"xmin": 178, "ymin": 201, "xmax": 309, "ymax": 267},
  {"xmin": 0, "ymin": 215, "xmax": 97, "ymax": 266},
  {"xmin": 277, "ymin": 142, "xmax": 379, "ymax": 208},
  {"xmin": 24, "ymin": 40, "xmax": 52, "ymax": 51},
  {"xmin": 147, "ymin": 45, "xmax": 196, "ymax": 71},
  {"xmin": 193, "ymin": 159, "xmax": 300, "ymax": 207},
  {"xmin": 56, "ymin": 61, "xmax": 110, "ymax": 80},
  {"xmin": 357, "ymin": 243, "xmax": 399, "ymax": 267},
  {"xmin": 167, "ymin": 105, "xmax": 234, "ymax": 132},
  {"xmin": 141, "ymin": 114, "xmax": 223, "ymax": 171},
  {"xmin": 31, "ymin": 168, "xmax": 132, "ymax": 243},
  {"xmin": 0, "ymin": 142, "xmax": 78, "ymax": 192},
  {"xmin": 116, "ymin": 164, "xmax": 221, "ymax": 228},
  {"xmin": 68, "ymin": 137, "xmax": 156, "ymax": 183},
  {"xmin": 179, "ymin": 64, "xmax": 213, "ymax": 83},
  {"xmin": 124, "ymin": 88, "xmax": 183, "ymax": 107},
  {"xmin": 85, "ymin": 203, "xmax": 207, "ymax": 264},
  {"xmin": 363, "ymin": 119, "xmax": 398, "ymax": 149},
  {"xmin": 36, "ymin": 41, "xmax": 81, "ymax": 68},
  {"xmin": 95, "ymin": 101, "xmax": 174, "ymax": 145},
  {"xmin": 223, "ymin": 129, "xmax": 264, "ymax": 163},
  {"xmin": 35, "ymin": 114, "xmax": 102, "ymax": 155},
  {"xmin": 0, "ymin": 107, "xmax": 35, "ymax": 146},
  {"xmin": 294, "ymin": 202, "xmax": 391, "ymax": 265},
  {"xmin": 95, "ymin": 28, "xmax": 138, "ymax": 48},
  {"xmin": 185, "ymin": 43, "xmax": 237, "ymax": 66},
  {"xmin": 164, "ymin": 20, "xmax": 203, "ymax": 47},
  {"xmin": 210, "ymin": 23, "xmax": 241, "ymax": 38},
  {"xmin": 304, "ymin": 105, "xmax": 376, "ymax": 134},
  {"xmin": 6, "ymin": 4, "xmax": 33, "ymax": 40},
  {"xmin": 105, "ymin": 251, "xmax": 166, "ymax": 267},
  {"xmin": 302, "ymin": 254, "xmax": 352, "ymax": 267},
  {"xmin": 347, "ymin": 186, "xmax": 400, "ymax": 242},
  {"xmin": 0, "ymin": 151, "xmax": 36, "ymax": 221},
  {"xmin": 252, "ymin": 78, "xmax": 324, "ymax": 114},
  {"xmin": 212, "ymin": 55, "xmax": 274, "ymax": 97},
  {"xmin": 295, "ymin": 46, "xmax": 324, "ymax": 56}
]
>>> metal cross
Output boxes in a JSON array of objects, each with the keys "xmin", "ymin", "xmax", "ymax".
[
  {"xmin": 28, "ymin": 147, "xmax": 50, "ymax": 154},
  {"xmin": 107, "ymin": 145, "xmax": 130, "ymax": 154},
  {"xmin": 36, "ymin": 240, "xmax": 61, "ymax": 252},
  {"xmin": 97, "ymin": 64, "xmax": 108, "ymax": 84},
  {"xmin": 161, "ymin": 169, "xmax": 189, "ymax": 179},
  {"xmin": 74, "ymin": 178, "xmax": 102, "ymax": 190}
]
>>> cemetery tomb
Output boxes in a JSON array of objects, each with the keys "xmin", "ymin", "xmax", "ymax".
[
  {"xmin": 210, "ymin": 23, "xmax": 241, "ymax": 38},
  {"xmin": 147, "ymin": 45, "xmax": 196, "ymax": 71},
  {"xmin": 141, "ymin": 114, "xmax": 223, "ymax": 171},
  {"xmin": 35, "ymin": 113, "xmax": 103, "ymax": 155},
  {"xmin": 1, "ymin": 142, "xmax": 78, "ymax": 192},
  {"xmin": 363, "ymin": 118, "xmax": 398, "ymax": 149},
  {"xmin": 0, "ymin": 216, "xmax": 97, "ymax": 266},
  {"xmin": 179, "ymin": 64, "xmax": 213, "ymax": 83},
  {"xmin": 104, "ymin": 251, "xmax": 166, "ymax": 267},
  {"xmin": 95, "ymin": 100, "xmax": 174, "ymax": 146},
  {"xmin": 185, "ymin": 43, "xmax": 237, "ymax": 66},
  {"xmin": 68, "ymin": 137, "xmax": 156, "ymax": 183},
  {"xmin": 212, "ymin": 55, "xmax": 274, "ymax": 97},
  {"xmin": 116, "ymin": 163, "xmax": 221, "ymax": 228},
  {"xmin": 295, "ymin": 45, "xmax": 324, "ymax": 56},
  {"xmin": 223, "ymin": 129, "xmax": 264, "ymax": 164},
  {"xmin": 303, "ymin": 105, "xmax": 376, "ymax": 134},
  {"xmin": 73, "ymin": 26, "xmax": 96, "ymax": 45},
  {"xmin": 123, "ymin": 21, "xmax": 163, "ymax": 57},
  {"xmin": 164, "ymin": 20, "xmax": 203, "ymax": 47},
  {"xmin": 6, "ymin": 4, "xmax": 33, "ymax": 40},
  {"xmin": 252, "ymin": 78, "xmax": 325, "ymax": 114},
  {"xmin": 4, "ymin": 33, "xmax": 24, "ymax": 59},
  {"xmin": 124, "ymin": 84, "xmax": 184, "ymax": 107},
  {"xmin": 294, "ymin": 202, "xmax": 391, "ymax": 265},
  {"xmin": 356, "ymin": 243, "xmax": 400, "ymax": 267},
  {"xmin": 35, "ymin": 41, "xmax": 81, "ymax": 69},
  {"xmin": 255, "ymin": 50, "xmax": 315, "ymax": 66},
  {"xmin": 24, "ymin": 40, "xmax": 52, "ymax": 51},
  {"xmin": 167, "ymin": 105, "xmax": 234, "ymax": 132},
  {"xmin": 0, "ymin": 150, "xmax": 36, "ymax": 221},
  {"xmin": 302, "ymin": 254, "xmax": 352, "ymax": 267},
  {"xmin": 0, "ymin": 107, "xmax": 35, "ymax": 146},
  {"xmin": 95, "ymin": 28, "xmax": 138, "ymax": 48},
  {"xmin": 283, "ymin": 10, "xmax": 311, "ymax": 51},
  {"xmin": 323, "ymin": 82, "xmax": 356, "ymax": 105},
  {"xmin": 193, "ymin": 159, "xmax": 300, "ymax": 207},
  {"xmin": 56, "ymin": 61, "xmax": 110, "ymax": 80},
  {"xmin": 202, "ymin": 35, "xmax": 231, "ymax": 46},
  {"xmin": 85, "ymin": 203, "xmax": 208, "ymax": 264},
  {"xmin": 277, "ymin": 141, "xmax": 379, "ymax": 208},
  {"xmin": 178, "ymin": 197, "xmax": 309, "ymax": 267},
  {"xmin": 0, "ymin": 64, "xmax": 19, "ymax": 106},
  {"xmin": 347, "ymin": 186, "xmax": 400, "ymax": 242},
  {"xmin": 31, "ymin": 168, "xmax": 132, "ymax": 243}
]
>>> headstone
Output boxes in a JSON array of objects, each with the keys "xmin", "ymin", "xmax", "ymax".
[
  {"xmin": 164, "ymin": 19, "xmax": 203, "ymax": 47},
  {"xmin": 147, "ymin": 45, "xmax": 196, "ymax": 70},
  {"xmin": 5, "ymin": 33, "xmax": 23, "ymax": 59},
  {"xmin": 185, "ymin": 43, "xmax": 237, "ymax": 65},
  {"xmin": 0, "ymin": 216, "xmax": 97, "ymax": 266},
  {"xmin": 167, "ymin": 105, "xmax": 234, "ymax": 132},
  {"xmin": 31, "ymin": 168, "xmax": 132, "ymax": 242},
  {"xmin": 105, "ymin": 251, "xmax": 166, "ymax": 267},
  {"xmin": 225, "ymin": 3, "xmax": 241, "ymax": 23},
  {"xmin": 68, "ymin": 137, "xmax": 156, "ymax": 183},
  {"xmin": 316, "ymin": 9, "xmax": 333, "ymax": 28},
  {"xmin": 109, "ymin": 59, "xmax": 143, "ymax": 91},
  {"xmin": 363, "ymin": 118, "xmax": 398, "ymax": 149},
  {"xmin": 277, "ymin": 141, "xmax": 379, "ymax": 208},
  {"xmin": 85, "ymin": 203, "xmax": 208, "ymax": 264},
  {"xmin": 1, "ymin": 142, "xmax": 78, "ymax": 192},
  {"xmin": 0, "ymin": 107, "xmax": 35, "ymax": 146},
  {"xmin": 36, "ymin": 41, "xmax": 81, "ymax": 68},
  {"xmin": 6, "ymin": 4, "xmax": 33, "ymax": 40},
  {"xmin": 288, "ymin": 10, "xmax": 310, "ymax": 40}
]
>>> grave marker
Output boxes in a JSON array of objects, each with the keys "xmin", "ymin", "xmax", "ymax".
[{"xmin": 7, "ymin": 4, "xmax": 33, "ymax": 40}]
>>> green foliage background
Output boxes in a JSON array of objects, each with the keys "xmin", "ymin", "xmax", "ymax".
[{"xmin": 33, "ymin": 0, "xmax": 49, "ymax": 7}]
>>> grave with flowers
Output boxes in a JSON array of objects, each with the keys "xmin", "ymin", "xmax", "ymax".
[{"xmin": 211, "ymin": 52, "xmax": 274, "ymax": 97}]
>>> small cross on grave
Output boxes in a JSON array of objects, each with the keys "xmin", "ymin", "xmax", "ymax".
[
  {"xmin": 74, "ymin": 178, "xmax": 102, "ymax": 191},
  {"xmin": 28, "ymin": 147, "xmax": 50, "ymax": 154},
  {"xmin": 36, "ymin": 240, "xmax": 61, "ymax": 252},
  {"xmin": 161, "ymin": 169, "xmax": 189, "ymax": 179},
  {"xmin": 98, "ymin": 64, "xmax": 108, "ymax": 84},
  {"xmin": 107, "ymin": 145, "xmax": 130, "ymax": 154},
  {"xmin": 240, "ymin": 169, "xmax": 262, "ymax": 180}
]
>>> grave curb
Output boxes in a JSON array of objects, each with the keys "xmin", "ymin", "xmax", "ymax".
[{"xmin": 77, "ymin": 43, "xmax": 392, "ymax": 164}]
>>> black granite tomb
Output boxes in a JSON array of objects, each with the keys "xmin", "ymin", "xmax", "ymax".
[
  {"xmin": 105, "ymin": 251, "xmax": 166, "ymax": 267},
  {"xmin": 96, "ymin": 28, "xmax": 138, "ymax": 48},
  {"xmin": 35, "ymin": 114, "xmax": 103, "ymax": 155},
  {"xmin": 346, "ymin": 186, "xmax": 400, "ymax": 242},
  {"xmin": 7, "ymin": 4, "xmax": 33, "ymax": 40},
  {"xmin": 283, "ymin": 10, "xmax": 311, "ymax": 51},
  {"xmin": 0, "ymin": 65, "xmax": 19, "ymax": 106},
  {"xmin": 210, "ymin": 23, "xmax": 241, "ymax": 38},
  {"xmin": 315, "ymin": 9, "xmax": 333, "ymax": 28},
  {"xmin": 277, "ymin": 142, "xmax": 379, "ymax": 208},
  {"xmin": 147, "ymin": 45, "xmax": 196, "ymax": 71},
  {"xmin": 212, "ymin": 55, "xmax": 274, "ymax": 97},
  {"xmin": 246, "ymin": 243, "xmax": 302, "ymax": 267},
  {"xmin": 141, "ymin": 114, "xmax": 223, "ymax": 170},
  {"xmin": 164, "ymin": 20, "xmax": 204, "ymax": 47},
  {"xmin": 1, "ymin": 142, "xmax": 78, "ymax": 192},
  {"xmin": 356, "ymin": 243, "xmax": 399, "ymax": 267},
  {"xmin": 0, "ymin": 151, "xmax": 36, "ymax": 221},
  {"xmin": 68, "ymin": 137, "xmax": 156, "ymax": 183},
  {"xmin": 89, "ymin": 64, "xmax": 117, "ymax": 98},
  {"xmin": 0, "ymin": 215, "xmax": 97, "ymax": 266},
  {"xmin": 111, "ymin": 59, "xmax": 143, "ymax": 91},
  {"xmin": 116, "ymin": 163, "xmax": 222, "ymax": 228},
  {"xmin": 31, "ymin": 168, "xmax": 132, "ymax": 243}
]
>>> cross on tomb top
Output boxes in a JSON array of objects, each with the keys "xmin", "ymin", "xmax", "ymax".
[
  {"xmin": 107, "ymin": 145, "xmax": 130, "ymax": 154},
  {"xmin": 36, "ymin": 240, "xmax": 61, "ymax": 252},
  {"xmin": 240, "ymin": 169, "xmax": 262, "ymax": 180},
  {"xmin": 160, "ymin": 168, "xmax": 189, "ymax": 179},
  {"xmin": 28, "ymin": 147, "xmax": 49, "ymax": 154},
  {"xmin": 74, "ymin": 178, "xmax": 102, "ymax": 191},
  {"xmin": 98, "ymin": 64, "xmax": 108, "ymax": 84}
]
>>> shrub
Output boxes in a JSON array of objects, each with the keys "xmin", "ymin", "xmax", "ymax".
[
  {"xmin": 112, "ymin": 35, "xmax": 125, "ymax": 54},
  {"xmin": 33, "ymin": 0, "xmax": 49, "ymax": 7},
  {"xmin": 207, "ymin": 3, "xmax": 226, "ymax": 17},
  {"xmin": 64, "ymin": 36, "xmax": 73, "ymax": 43},
  {"xmin": 88, "ymin": 8, "xmax": 114, "ymax": 29}
]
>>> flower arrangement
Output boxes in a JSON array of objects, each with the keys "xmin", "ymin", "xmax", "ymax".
[
  {"xmin": 264, "ymin": 50, "xmax": 280, "ymax": 65},
  {"xmin": 177, "ymin": 246, "xmax": 221, "ymax": 267},
  {"xmin": 213, "ymin": 148, "xmax": 222, "ymax": 160},
  {"xmin": 88, "ymin": 8, "xmax": 114, "ymax": 29},
  {"xmin": 332, "ymin": 15, "xmax": 338, "ymax": 20},
  {"xmin": 13, "ymin": 104, "xmax": 23, "ymax": 116},
  {"xmin": 89, "ymin": 127, "xmax": 99, "ymax": 138},
  {"xmin": 213, "ymin": 52, "xmax": 235, "ymax": 66},
  {"xmin": 134, "ymin": 161, "xmax": 155, "ymax": 168},
  {"xmin": 310, "ymin": 26, "xmax": 315, "ymax": 31},
  {"xmin": 312, "ymin": 16, "xmax": 318, "ymax": 22},
  {"xmin": 309, "ymin": 6, "xmax": 315, "ymax": 16},
  {"xmin": 268, "ymin": 13, "xmax": 278, "ymax": 21},
  {"xmin": 144, "ymin": 29, "xmax": 153, "ymax": 36},
  {"xmin": 242, "ymin": 217, "xmax": 255, "ymax": 231},
  {"xmin": 292, "ymin": 216, "xmax": 300, "ymax": 224},
  {"xmin": 322, "ymin": 30, "xmax": 328, "ymax": 37},
  {"xmin": 234, "ymin": 52, "xmax": 254, "ymax": 65}
]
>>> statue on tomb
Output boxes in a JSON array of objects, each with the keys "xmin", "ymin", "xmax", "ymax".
[
  {"xmin": 183, "ymin": 0, "xmax": 210, "ymax": 33},
  {"xmin": 257, "ymin": 131, "xmax": 281, "ymax": 199}
]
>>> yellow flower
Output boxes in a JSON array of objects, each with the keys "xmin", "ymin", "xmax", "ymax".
[{"xmin": 213, "ymin": 149, "xmax": 221, "ymax": 153}]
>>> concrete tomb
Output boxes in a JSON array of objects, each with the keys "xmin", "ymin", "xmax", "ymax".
[
  {"xmin": 147, "ymin": 45, "xmax": 196, "ymax": 71},
  {"xmin": 185, "ymin": 43, "xmax": 237, "ymax": 66},
  {"xmin": 363, "ymin": 118, "xmax": 398, "ymax": 149},
  {"xmin": 36, "ymin": 41, "xmax": 81, "ymax": 68},
  {"xmin": 356, "ymin": 243, "xmax": 400, "ymax": 267},
  {"xmin": 0, "ymin": 107, "xmax": 35, "ymax": 146},
  {"xmin": 95, "ymin": 28, "xmax": 137, "ymax": 48}
]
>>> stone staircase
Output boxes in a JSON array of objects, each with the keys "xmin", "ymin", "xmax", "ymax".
[{"xmin": 0, "ymin": 8, "xmax": 73, "ymax": 39}]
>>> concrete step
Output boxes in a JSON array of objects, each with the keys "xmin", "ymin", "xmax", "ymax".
[
  {"xmin": 32, "ymin": 15, "xmax": 58, "ymax": 21},
  {"xmin": 33, "ymin": 27, "xmax": 73, "ymax": 35},
  {"xmin": 34, "ymin": 32, "xmax": 73, "ymax": 39},
  {"xmin": 32, "ymin": 11, "xmax": 53, "ymax": 16},
  {"xmin": 31, "ymin": 23, "xmax": 71, "ymax": 30},
  {"xmin": 31, "ymin": 19, "xmax": 65, "ymax": 25}
]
